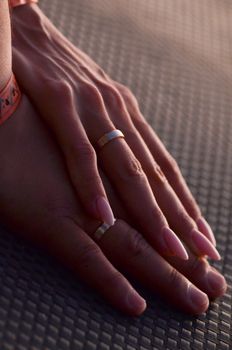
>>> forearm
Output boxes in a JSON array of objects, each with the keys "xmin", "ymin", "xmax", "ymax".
[{"xmin": 0, "ymin": 0, "xmax": 12, "ymax": 90}]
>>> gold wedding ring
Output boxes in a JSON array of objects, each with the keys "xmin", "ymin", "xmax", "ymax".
[
  {"xmin": 93, "ymin": 220, "xmax": 116, "ymax": 241},
  {"xmin": 97, "ymin": 129, "xmax": 125, "ymax": 149}
]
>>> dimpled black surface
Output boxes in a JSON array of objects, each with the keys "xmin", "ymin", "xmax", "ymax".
[{"xmin": 0, "ymin": 1, "xmax": 232, "ymax": 349}]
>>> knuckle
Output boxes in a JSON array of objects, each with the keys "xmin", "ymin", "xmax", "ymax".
[
  {"xmin": 124, "ymin": 226, "xmax": 151, "ymax": 259},
  {"xmin": 96, "ymin": 67, "xmax": 109, "ymax": 79},
  {"xmin": 120, "ymin": 156, "xmax": 145, "ymax": 182},
  {"xmin": 162, "ymin": 156, "xmax": 180, "ymax": 178},
  {"xmin": 76, "ymin": 243, "xmax": 102, "ymax": 268},
  {"xmin": 114, "ymin": 82, "xmax": 139, "ymax": 110},
  {"xmin": 115, "ymin": 83, "xmax": 133, "ymax": 101},
  {"xmin": 79, "ymin": 63, "xmax": 108, "ymax": 80},
  {"xmin": 148, "ymin": 163, "xmax": 167, "ymax": 185},
  {"xmin": 74, "ymin": 142, "xmax": 96, "ymax": 162},
  {"xmin": 168, "ymin": 268, "xmax": 181, "ymax": 287},
  {"xmin": 47, "ymin": 80, "xmax": 73, "ymax": 100},
  {"xmin": 79, "ymin": 82, "xmax": 102, "ymax": 106},
  {"xmin": 102, "ymin": 84, "xmax": 123, "ymax": 108}
]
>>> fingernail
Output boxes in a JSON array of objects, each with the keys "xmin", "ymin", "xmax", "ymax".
[
  {"xmin": 96, "ymin": 197, "xmax": 115, "ymax": 225},
  {"xmin": 126, "ymin": 289, "xmax": 147, "ymax": 314},
  {"xmin": 188, "ymin": 284, "xmax": 209, "ymax": 313},
  {"xmin": 196, "ymin": 216, "xmax": 216, "ymax": 246},
  {"xmin": 162, "ymin": 227, "xmax": 189, "ymax": 260},
  {"xmin": 207, "ymin": 270, "xmax": 227, "ymax": 293},
  {"xmin": 190, "ymin": 228, "xmax": 221, "ymax": 260}
]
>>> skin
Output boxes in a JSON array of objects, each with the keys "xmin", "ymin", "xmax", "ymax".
[
  {"xmin": 0, "ymin": 94, "xmax": 227, "ymax": 315},
  {"xmin": 0, "ymin": 1, "xmax": 227, "ymax": 315},
  {"xmin": 0, "ymin": 0, "xmax": 12, "ymax": 89},
  {"xmin": 11, "ymin": 4, "xmax": 220, "ymax": 261}
]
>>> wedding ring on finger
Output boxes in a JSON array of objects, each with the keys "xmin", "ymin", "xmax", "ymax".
[
  {"xmin": 93, "ymin": 219, "xmax": 116, "ymax": 241},
  {"xmin": 97, "ymin": 129, "xmax": 124, "ymax": 149}
]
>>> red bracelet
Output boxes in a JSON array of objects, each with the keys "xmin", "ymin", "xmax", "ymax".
[
  {"xmin": 0, "ymin": 74, "xmax": 21, "ymax": 125},
  {"xmin": 9, "ymin": 0, "xmax": 38, "ymax": 8}
]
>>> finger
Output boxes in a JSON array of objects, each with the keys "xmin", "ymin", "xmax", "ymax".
[
  {"xmin": 134, "ymin": 121, "xmax": 216, "ymax": 247},
  {"xmin": 89, "ymin": 219, "xmax": 209, "ymax": 315},
  {"xmin": 114, "ymin": 82, "xmax": 216, "ymax": 246},
  {"xmin": 99, "ymin": 172, "xmax": 226, "ymax": 301},
  {"xmin": 167, "ymin": 252, "xmax": 227, "ymax": 301},
  {"xmin": 51, "ymin": 57, "xmax": 194, "ymax": 259},
  {"xmin": 12, "ymin": 49, "xmax": 114, "ymax": 226},
  {"xmin": 41, "ymin": 216, "xmax": 146, "ymax": 316},
  {"xmin": 74, "ymin": 70, "xmax": 215, "ymax": 259},
  {"xmin": 78, "ymin": 83, "xmax": 188, "ymax": 260},
  {"xmin": 93, "ymin": 81, "xmax": 219, "ymax": 260},
  {"xmin": 116, "ymin": 124, "xmax": 220, "ymax": 260}
]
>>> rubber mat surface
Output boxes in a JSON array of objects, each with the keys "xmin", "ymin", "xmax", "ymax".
[{"xmin": 0, "ymin": 0, "xmax": 232, "ymax": 349}]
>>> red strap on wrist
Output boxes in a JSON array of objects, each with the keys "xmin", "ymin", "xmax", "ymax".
[
  {"xmin": 9, "ymin": 0, "xmax": 38, "ymax": 8},
  {"xmin": 0, "ymin": 74, "xmax": 21, "ymax": 125}
]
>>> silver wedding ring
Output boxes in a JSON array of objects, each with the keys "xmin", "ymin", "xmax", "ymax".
[
  {"xmin": 97, "ymin": 129, "xmax": 124, "ymax": 149},
  {"xmin": 93, "ymin": 219, "xmax": 116, "ymax": 241}
]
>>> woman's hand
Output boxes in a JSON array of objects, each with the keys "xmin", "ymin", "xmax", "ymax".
[
  {"xmin": 11, "ymin": 4, "xmax": 219, "ymax": 261},
  {"xmin": 0, "ymin": 94, "xmax": 226, "ymax": 315}
]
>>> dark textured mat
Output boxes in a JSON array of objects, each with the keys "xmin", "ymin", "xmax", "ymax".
[{"xmin": 1, "ymin": 0, "xmax": 232, "ymax": 349}]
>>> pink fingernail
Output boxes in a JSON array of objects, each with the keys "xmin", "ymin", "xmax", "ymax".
[
  {"xmin": 162, "ymin": 227, "xmax": 189, "ymax": 260},
  {"xmin": 196, "ymin": 216, "xmax": 216, "ymax": 246},
  {"xmin": 191, "ymin": 228, "xmax": 221, "ymax": 260},
  {"xmin": 96, "ymin": 197, "xmax": 115, "ymax": 225}
]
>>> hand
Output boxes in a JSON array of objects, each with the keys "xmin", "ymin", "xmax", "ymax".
[
  {"xmin": 0, "ymin": 94, "xmax": 226, "ymax": 316},
  {"xmin": 11, "ymin": 4, "xmax": 219, "ymax": 261}
]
